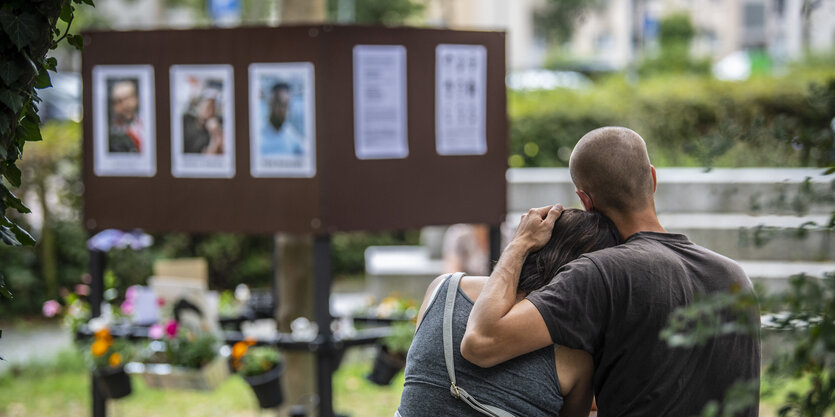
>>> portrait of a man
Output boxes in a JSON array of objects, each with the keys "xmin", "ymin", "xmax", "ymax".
[
  {"xmin": 107, "ymin": 78, "xmax": 144, "ymax": 153},
  {"xmin": 249, "ymin": 62, "xmax": 315, "ymax": 178}
]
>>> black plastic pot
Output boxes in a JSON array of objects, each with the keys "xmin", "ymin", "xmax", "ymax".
[
  {"xmin": 94, "ymin": 367, "xmax": 132, "ymax": 399},
  {"xmin": 243, "ymin": 362, "xmax": 285, "ymax": 409},
  {"xmin": 366, "ymin": 345, "xmax": 407, "ymax": 386}
]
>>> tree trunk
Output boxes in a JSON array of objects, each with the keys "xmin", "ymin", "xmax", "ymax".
[
  {"xmin": 36, "ymin": 175, "xmax": 57, "ymax": 299},
  {"xmin": 275, "ymin": 3, "xmax": 326, "ymax": 415}
]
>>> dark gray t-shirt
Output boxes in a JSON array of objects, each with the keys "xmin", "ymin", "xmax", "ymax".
[{"xmin": 527, "ymin": 232, "xmax": 761, "ymax": 417}]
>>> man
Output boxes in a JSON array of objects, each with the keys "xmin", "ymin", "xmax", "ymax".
[
  {"xmin": 108, "ymin": 79, "xmax": 143, "ymax": 153},
  {"xmin": 260, "ymin": 82, "xmax": 304, "ymax": 156},
  {"xmin": 461, "ymin": 127, "xmax": 760, "ymax": 416}
]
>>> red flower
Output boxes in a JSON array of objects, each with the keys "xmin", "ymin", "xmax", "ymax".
[{"xmin": 164, "ymin": 320, "xmax": 179, "ymax": 339}]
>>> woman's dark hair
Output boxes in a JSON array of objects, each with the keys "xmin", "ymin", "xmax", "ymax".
[{"xmin": 517, "ymin": 209, "xmax": 619, "ymax": 295}]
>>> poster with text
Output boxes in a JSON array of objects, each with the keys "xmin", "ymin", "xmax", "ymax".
[
  {"xmin": 170, "ymin": 65, "xmax": 235, "ymax": 178},
  {"xmin": 249, "ymin": 62, "xmax": 316, "ymax": 178},
  {"xmin": 93, "ymin": 65, "xmax": 156, "ymax": 177},
  {"xmin": 353, "ymin": 45, "xmax": 408, "ymax": 160},
  {"xmin": 435, "ymin": 44, "xmax": 486, "ymax": 155}
]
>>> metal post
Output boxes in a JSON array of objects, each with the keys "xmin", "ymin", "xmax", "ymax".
[
  {"xmin": 313, "ymin": 234, "xmax": 334, "ymax": 417},
  {"xmin": 489, "ymin": 225, "xmax": 501, "ymax": 273},
  {"xmin": 89, "ymin": 249, "xmax": 107, "ymax": 417}
]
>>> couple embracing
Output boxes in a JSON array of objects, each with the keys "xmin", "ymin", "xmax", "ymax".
[{"xmin": 396, "ymin": 127, "xmax": 761, "ymax": 417}]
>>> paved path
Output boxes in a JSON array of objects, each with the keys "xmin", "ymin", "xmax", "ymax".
[{"xmin": 0, "ymin": 322, "xmax": 73, "ymax": 373}]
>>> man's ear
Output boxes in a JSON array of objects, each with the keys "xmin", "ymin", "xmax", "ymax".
[
  {"xmin": 650, "ymin": 165, "xmax": 658, "ymax": 193},
  {"xmin": 576, "ymin": 189, "xmax": 593, "ymax": 211}
]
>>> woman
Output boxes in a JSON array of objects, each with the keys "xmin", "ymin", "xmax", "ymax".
[{"xmin": 397, "ymin": 209, "xmax": 619, "ymax": 417}]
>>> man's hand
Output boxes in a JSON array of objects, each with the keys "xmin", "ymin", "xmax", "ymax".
[
  {"xmin": 511, "ymin": 204, "xmax": 564, "ymax": 253},
  {"xmin": 461, "ymin": 204, "xmax": 562, "ymax": 367}
]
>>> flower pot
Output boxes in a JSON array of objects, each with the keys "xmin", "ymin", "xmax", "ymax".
[
  {"xmin": 243, "ymin": 362, "xmax": 285, "ymax": 409},
  {"xmin": 366, "ymin": 345, "xmax": 407, "ymax": 386},
  {"xmin": 94, "ymin": 367, "xmax": 133, "ymax": 399},
  {"xmin": 141, "ymin": 355, "xmax": 229, "ymax": 390}
]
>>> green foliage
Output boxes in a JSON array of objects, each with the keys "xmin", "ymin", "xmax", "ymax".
[
  {"xmin": 164, "ymin": 328, "xmax": 220, "ymax": 369},
  {"xmin": 0, "ymin": 0, "xmax": 93, "ymax": 255},
  {"xmin": 382, "ymin": 321, "xmax": 416, "ymax": 354},
  {"xmin": 639, "ymin": 13, "xmax": 710, "ymax": 76},
  {"xmin": 509, "ymin": 72, "xmax": 835, "ymax": 169},
  {"xmin": 764, "ymin": 273, "xmax": 835, "ymax": 416},
  {"xmin": 236, "ymin": 346, "xmax": 281, "ymax": 377},
  {"xmin": 327, "ymin": 0, "xmax": 424, "ymax": 25},
  {"xmin": 534, "ymin": 0, "xmax": 606, "ymax": 43}
]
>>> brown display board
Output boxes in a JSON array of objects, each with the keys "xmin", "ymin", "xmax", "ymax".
[{"xmin": 82, "ymin": 25, "xmax": 507, "ymax": 235}]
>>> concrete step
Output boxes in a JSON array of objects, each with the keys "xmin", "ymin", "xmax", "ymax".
[
  {"xmin": 506, "ymin": 211, "xmax": 833, "ymax": 262},
  {"xmin": 741, "ymin": 260, "xmax": 835, "ymax": 293},
  {"xmin": 660, "ymin": 213, "xmax": 833, "ymax": 262},
  {"xmin": 508, "ymin": 168, "xmax": 835, "ymax": 215}
]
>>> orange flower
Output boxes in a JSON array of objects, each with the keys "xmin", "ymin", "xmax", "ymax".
[
  {"xmin": 108, "ymin": 352, "xmax": 123, "ymax": 367},
  {"xmin": 232, "ymin": 341, "xmax": 250, "ymax": 360},
  {"xmin": 91, "ymin": 339, "xmax": 110, "ymax": 357},
  {"xmin": 94, "ymin": 328, "xmax": 112, "ymax": 342}
]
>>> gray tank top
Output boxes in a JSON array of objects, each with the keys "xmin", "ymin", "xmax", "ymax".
[{"xmin": 397, "ymin": 278, "xmax": 563, "ymax": 417}]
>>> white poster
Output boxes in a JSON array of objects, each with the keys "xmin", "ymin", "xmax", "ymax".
[
  {"xmin": 353, "ymin": 45, "xmax": 408, "ymax": 160},
  {"xmin": 93, "ymin": 65, "xmax": 156, "ymax": 177},
  {"xmin": 435, "ymin": 44, "xmax": 487, "ymax": 156},
  {"xmin": 170, "ymin": 65, "xmax": 235, "ymax": 178},
  {"xmin": 249, "ymin": 62, "xmax": 316, "ymax": 178}
]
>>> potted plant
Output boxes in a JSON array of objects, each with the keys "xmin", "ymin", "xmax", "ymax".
[
  {"xmin": 367, "ymin": 321, "xmax": 416, "ymax": 386},
  {"xmin": 232, "ymin": 339, "xmax": 285, "ymax": 409},
  {"xmin": 140, "ymin": 319, "xmax": 229, "ymax": 390},
  {"xmin": 88, "ymin": 327, "xmax": 133, "ymax": 399}
]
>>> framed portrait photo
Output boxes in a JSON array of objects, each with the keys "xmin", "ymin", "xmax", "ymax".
[
  {"xmin": 93, "ymin": 65, "xmax": 156, "ymax": 177},
  {"xmin": 170, "ymin": 65, "xmax": 235, "ymax": 178},
  {"xmin": 248, "ymin": 62, "xmax": 316, "ymax": 178}
]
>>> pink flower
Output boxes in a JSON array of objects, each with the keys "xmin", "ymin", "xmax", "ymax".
[
  {"xmin": 42, "ymin": 300, "xmax": 62, "ymax": 317},
  {"xmin": 75, "ymin": 284, "xmax": 90, "ymax": 296},
  {"xmin": 157, "ymin": 297, "xmax": 165, "ymax": 307},
  {"xmin": 120, "ymin": 300, "xmax": 134, "ymax": 316},
  {"xmin": 125, "ymin": 286, "xmax": 138, "ymax": 302},
  {"xmin": 148, "ymin": 323, "xmax": 164, "ymax": 339},
  {"xmin": 164, "ymin": 320, "xmax": 179, "ymax": 339}
]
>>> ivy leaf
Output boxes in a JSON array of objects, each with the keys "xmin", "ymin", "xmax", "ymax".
[
  {"xmin": 0, "ymin": 226, "xmax": 21, "ymax": 246},
  {"xmin": 11, "ymin": 223, "xmax": 34, "ymax": 246},
  {"xmin": 60, "ymin": 2, "xmax": 74, "ymax": 24},
  {"xmin": 1, "ymin": 163, "xmax": 21, "ymax": 187},
  {"xmin": 34, "ymin": 66, "xmax": 51, "ymax": 89},
  {"xmin": 0, "ymin": 88, "xmax": 24, "ymax": 113},
  {"xmin": 19, "ymin": 113, "xmax": 42, "ymax": 142},
  {"xmin": 0, "ymin": 273, "xmax": 12, "ymax": 300},
  {"xmin": 45, "ymin": 57, "xmax": 57, "ymax": 71},
  {"xmin": 67, "ymin": 34, "xmax": 84, "ymax": 50},
  {"xmin": 1, "ymin": 188, "xmax": 30, "ymax": 214},
  {"xmin": 0, "ymin": 60, "xmax": 23, "ymax": 86},
  {"xmin": 0, "ymin": 10, "xmax": 41, "ymax": 51},
  {"xmin": 0, "ymin": 111, "xmax": 10, "ymax": 133},
  {"xmin": 824, "ymin": 166, "xmax": 835, "ymax": 175}
]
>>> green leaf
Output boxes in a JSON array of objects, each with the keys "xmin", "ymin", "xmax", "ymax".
[
  {"xmin": 0, "ymin": 10, "xmax": 40, "ymax": 51},
  {"xmin": 824, "ymin": 166, "xmax": 835, "ymax": 175},
  {"xmin": 60, "ymin": 2, "xmax": 74, "ymax": 23},
  {"xmin": 0, "ymin": 111, "xmax": 10, "ymax": 134},
  {"xmin": 0, "ymin": 60, "xmax": 23, "ymax": 86},
  {"xmin": 0, "ymin": 226, "xmax": 21, "ymax": 246},
  {"xmin": 34, "ymin": 66, "xmax": 51, "ymax": 89},
  {"xmin": 67, "ymin": 33, "xmax": 84, "ymax": 50},
  {"xmin": 11, "ymin": 222, "xmax": 35, "ymax": 246},
  {"xmin": 19, "ymin": 112, "xmax": 41, "ymax": 142},
  {"xmin": 1, "ymin": 163, "xmax": 21, "ymax": 187},
  {"xmin": 0, "ymin": 273, "xmax": 12, "ymax": 300},
  {"xmin": 45, "ymin": 57, "xmax": 57, "ymax": 71},
  {"xmin": 2, "ymin": 188, "xmax": 30, "ymax": 214},
  {"xmin": 0, "ymin": 88, "xmax": 24, "ymax": 113},
  {"xmin": 81, "ymin": 0, "xmax": 96, "ymax": 6}
]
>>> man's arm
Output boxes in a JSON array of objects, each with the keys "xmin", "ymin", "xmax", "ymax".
[{"xmin": 461, "ymin": 205, "xmax": 562, "ymax": 367}]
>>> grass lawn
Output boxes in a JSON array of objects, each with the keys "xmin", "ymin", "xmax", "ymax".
[
  {"xmin": 0, "ymin": 348, "xmax": 404, "ymax": 417},
  {"xmin": 0, "ymin": 347, "xmax": 826, "ymax": 417}
]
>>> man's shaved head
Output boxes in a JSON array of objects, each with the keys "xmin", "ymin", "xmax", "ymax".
[{"xmin": 569, "ymin": 127, "xmax": 654, "ymax": 213}]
